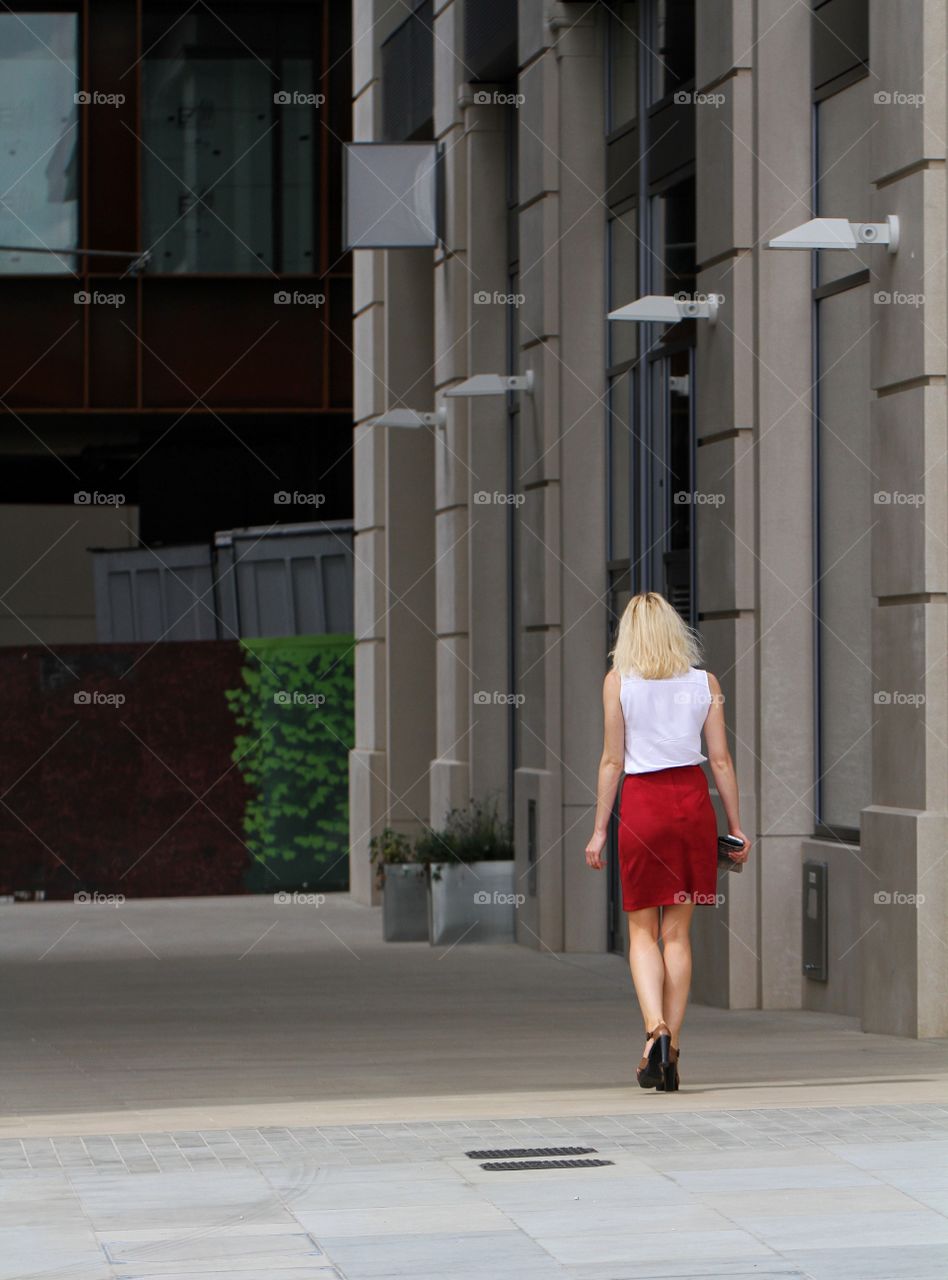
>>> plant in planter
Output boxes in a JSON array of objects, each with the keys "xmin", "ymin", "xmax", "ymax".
[
  {"xmin": 421, "ymin": 796, "xmax": 517, "ymax": 945},
  {"xmin": 369, "ymin": 827, "xmax": 428, "ymax": 942}
]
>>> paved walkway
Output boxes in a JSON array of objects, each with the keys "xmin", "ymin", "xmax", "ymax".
[{"xmin": 2, "ymin": 894, "xmax": 948, "ymax": 1277}]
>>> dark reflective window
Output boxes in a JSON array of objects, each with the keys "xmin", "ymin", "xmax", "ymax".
[
  {"xmin": 142, "ymin": 4, "xmax": 320, "ymax": 273},
  {"xmin": 649, "ymin": 175, "xmax": 695, "ymax": 296},
  {"xmin": 608, "ymin": 2, "xmax": 639, "ymax": 132},
  {"xmin": 0, "ymin": 13, "xmax": 79, "ymax": 275},
  {"xmin": 649, "ymin": 0, "xmax": 694, "ymax": 103}
]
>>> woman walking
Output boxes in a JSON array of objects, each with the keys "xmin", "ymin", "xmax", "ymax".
[{"xmin": 585, "ymin": 591, "xmax": 750, "ymax": 1091}]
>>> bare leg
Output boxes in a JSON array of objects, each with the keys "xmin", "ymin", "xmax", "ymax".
[
  {"xmin": 626, "ymin": 907, "xmax": 664, "ymax": 1055},
  {"xmin": 659, "ymin": 901, "xmax": 695, "ymax": 1049}
]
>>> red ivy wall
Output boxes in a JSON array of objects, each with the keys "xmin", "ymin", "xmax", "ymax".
[{"xmin": 0, "ymin": 641, "xmax": 251, "ymax": 899}]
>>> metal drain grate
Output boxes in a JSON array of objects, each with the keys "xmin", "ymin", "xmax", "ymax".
[
  {"xmin": 480, "ymin": 1157, "xmax": 615, "ymax": 1172},
  {"xmin": 465, "ymin": 1146, "xmax": 597, "ymax": 1160}
]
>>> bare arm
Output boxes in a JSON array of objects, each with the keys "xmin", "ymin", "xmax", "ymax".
[
  {"xmin": 703, "ymin": 672, "xmax": 751, "ymax": 860},
  {"xmin": 585, "ymin": 669, "xmax": 625, "ymax": 870}
]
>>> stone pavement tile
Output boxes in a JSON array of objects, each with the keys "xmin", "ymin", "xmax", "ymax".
[
  {"xmin": 0, "ymin": 1225, "xmax": 108, "ymax": 1280},
  {"xmin": 0, "ymin": 1171, "xmax": 87, "ymax": 1229},
  {"xmin": 666, "ymin": 1162, "xmax": 879, "ymax": 1192},
  {"xmin": 784, "ymin": 1243, "xmax": 948, "ymax": 1280},
  {"xmin": 102, "ymin": 1228, "xmax": 325, "ymax": 1266},
  {"xmin": 882, "ymin": 1184, "xmax": 948, "ymax": 1215},
  {"xmin": 266, "ymin": 1159, "xmax": 467, "ymax": 1189},
  {"xmin": 117, "ymin": 1271, "xmax": 340, "ymax": 1280},
  {"xmin": 826, "ymin": 1139, "xmax": 948, "ymax": 1170},
  {"xmin": 283, "ymin": 1176, "xmax": 483, "ymax": 1211},
  {"xmin": 296, "ymin": 1202, "xmax": 515, "ymax": 1237},
  {"xmin": 563, "ymin": 1263, "xmax": 805, "ymax": 1280},
  {"xmin": 315, "ymin": 1230, "xmax": 566, "ymax": 1278},
  {"xmin": 735, "ymin": 1208, "xmax": 948, "ymax": 1252},
  {"xmin": 500, "ymin": 1201, "xmax": 730, "ymax": 1237},
  {"xmin": 69, "ymin": 1167, "xmax": 298, "ymax": 1230},
  {"xmin": 698, "ymin": 1185, "xmax": 922, "ymax": 1217},
  {"xmin": 479, "ymin": 1173, "xmax": 691, "ymax": 1211},
  {"xmin": 887, "ymin": 1167, "xmax": 948, "ymax": 1192},
  {"xmin": 532, "ymin": 1226, "xmax": 774, "ymax": 1266},
  {"xmin": 642, "ymin": 1146, "xmax": 857, "ymax": 1173}
]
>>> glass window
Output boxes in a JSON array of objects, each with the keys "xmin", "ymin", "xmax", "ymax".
[
  {"xmin": 649, "ymin": 0, "xmax": 694, "ymax": 104},
  {"xmin": 635, "ymin": 353, "xmax": 692, "ymax": 618},
  {"xmin": 608, "ymin": 2, "xmax": 639, "ymax": 133},
  {"xmin": 608, "ymin": 371, "xmax": 633, "ymax": 562},
  {"xmin": 608, "ymin": 205, "xmax": 638, "ymax": 368},
  {"xmin": 142, "ymin": 4, "xmax": 320, "ymax": 273},
  {"xmin": 817, "ymin": 285, "xmax": 872, "ymax": 832},
  {"xmin": 0, "ymin": 13, "xmax": 79, "ymax": 275},
  {"xmin": 649, "ymin": 175, "xmax": 695, "ymax": 297}
]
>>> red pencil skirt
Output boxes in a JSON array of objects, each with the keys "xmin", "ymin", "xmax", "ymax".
[{"xmin": 617, "ymin": 764, "xmax": 718, "ymax": 911}]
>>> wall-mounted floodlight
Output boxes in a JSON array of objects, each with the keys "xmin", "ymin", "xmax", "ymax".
[
  {"xmin": 444, "ymin": 372, "xmax": 534, "ymax": 397},
  {"xmin": 343, "ymin": 142, "xmax": 440, "ymax": 250},
  {"xmin": 608, "ymin": 294, "xmax": 719, "ymax": 324},
  {"xmin": 374, "ymin": 407, "xmax": 447, "ymax": 429},
  {"xmin": 768, "ymin": 215, "xmax": 900, "ymax": 254}
]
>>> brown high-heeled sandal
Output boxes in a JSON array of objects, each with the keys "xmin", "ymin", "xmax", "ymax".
[{"xmin": 636, "ymin": 1021, "xmax": 671, "ymax": 1089}]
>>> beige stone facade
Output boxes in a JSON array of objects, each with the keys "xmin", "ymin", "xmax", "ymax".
[{"xmin": 349, "ymin": 0, "xmax": 947, "ymax": 1037}]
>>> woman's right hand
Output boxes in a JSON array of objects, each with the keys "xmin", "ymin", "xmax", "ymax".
[
  {"xmin": 585, "ymin": 829, "xmax": 608, "ymax": 870},
  {"xmin": 728, "ymin": 830, "xmax": 751, "ymax": 863}
]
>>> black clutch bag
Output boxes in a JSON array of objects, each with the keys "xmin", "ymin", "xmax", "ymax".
[{"xmin": 718, "ymin": 834, "xmax": 745, "ymax": 873}]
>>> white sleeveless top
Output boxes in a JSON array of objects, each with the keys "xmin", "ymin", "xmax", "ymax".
[{"xmin": 619, "ymin": 665, "xmax": 713, "ymax": 774}]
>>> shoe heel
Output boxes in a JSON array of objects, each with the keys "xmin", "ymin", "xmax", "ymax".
[
  {"xmin": 660, "ymin": 1043, "xmax": 679, "ymax": 1092},
  {"xmin": 658, "ymin": 1033, "xmax": 671, "ymax": 1069}
]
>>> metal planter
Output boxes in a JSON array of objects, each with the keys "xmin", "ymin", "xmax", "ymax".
[
  {"xmin": 427, "ymin": 860, "xmax": 517, "ymax": 945},
  {"xmin": 382, "ymin": 864, "xmax": 429, "ymax": 941}
]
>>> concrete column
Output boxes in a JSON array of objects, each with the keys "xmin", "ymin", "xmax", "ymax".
[
  {"xmin": 512, "ymin": 13, "xmax": 565, "ymax": 950},
  {"xmin": 862, "ymin": 0, "xmax": 947, "ymax": 1037},
  {"xmin": 544, "ymin": 12, "xmax": 609, "ymax": 953},
  {"xmin": 751, "ymin": 0, "xmax": 815, "ymax": 1009},
  {"xmin": 429, "ymin": 0, "xmax": 474, "ymax": 826},
  {"xmin": 349, "ymin": 0, "xmax": 437, "ymax": 904},
  {"xmin": 693, "ymin": 0, "xmax": 759, "ymax": 1007}
]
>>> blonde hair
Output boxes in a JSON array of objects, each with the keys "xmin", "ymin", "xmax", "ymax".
[{"xmin": 608, "ymin": 591, "xmax": 703, "ymax": 679}]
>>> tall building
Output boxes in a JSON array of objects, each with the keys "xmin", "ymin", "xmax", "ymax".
[
  {"xmin": 0, "ymin": 1, "xmax": 353, "ymax": 644},
  {"xmin": 349, "ymin": 0, "xmax": 946, "ymax": 1037}
]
